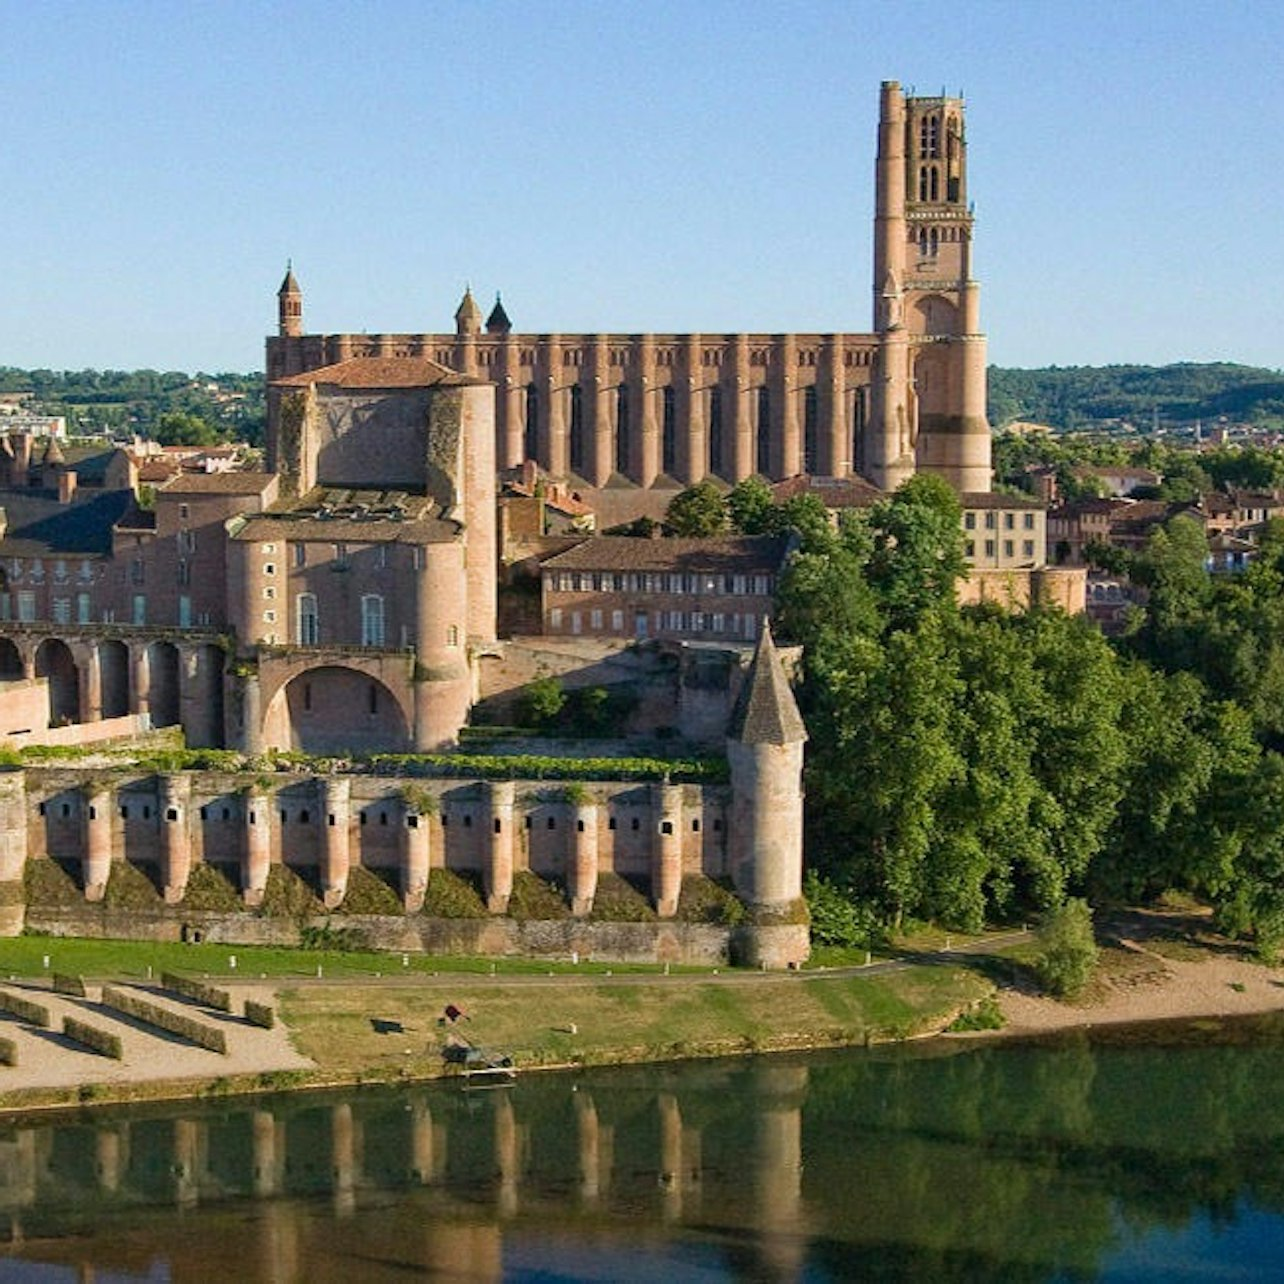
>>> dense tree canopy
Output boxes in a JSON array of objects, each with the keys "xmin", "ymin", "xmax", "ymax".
[{"xmin": 775, "ymin": 478, "xmax": 1284, "ymax": 952}]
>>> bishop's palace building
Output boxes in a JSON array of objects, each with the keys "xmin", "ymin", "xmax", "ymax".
[{"xmin": 0, "ymin": 82, "xmax": 1045, "ymax": 757}]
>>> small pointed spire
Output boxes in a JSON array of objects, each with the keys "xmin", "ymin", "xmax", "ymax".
[
  {"xmin": 486, "ymin": 292, "xmax": 512, "ymax": 335},
  {"xmin": 42, "ymin": 435, "xmax": 66, "ymax": 467},
  {"xmin": 728, "ymin": 620, "xmax": 807, "ymax": 746},
  {"xmin": 454, "ymin": 285, "xmax": 483, "ymax": 336},
  {"xmin": 278, "ymin": 261, "xmax": 300, "ymax": 295}
]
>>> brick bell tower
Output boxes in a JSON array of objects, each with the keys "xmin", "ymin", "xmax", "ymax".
[{"xmin": 868, "ymin": 81, "xmax": 991, "ymax": 493}]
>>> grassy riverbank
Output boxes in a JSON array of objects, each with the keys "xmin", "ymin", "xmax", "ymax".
[{"xmin": 278, "ymin": 965, "xmax": 993, "ymax": 1078}]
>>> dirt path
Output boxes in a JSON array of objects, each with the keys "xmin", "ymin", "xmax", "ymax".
[{"xmin": 0, "ymin": 982, "xmax": 312, "ymax": 1094}]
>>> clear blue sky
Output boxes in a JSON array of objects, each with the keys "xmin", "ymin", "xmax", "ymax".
[{"xmin": 1, "ymin": 0, "xmax": 1280, "ymax": 374}]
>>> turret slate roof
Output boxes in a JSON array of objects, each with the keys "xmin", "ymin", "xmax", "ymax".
[
  {"xmin": 486, "ymin": 294, "xmax": 512, "ymax": 334},
  {"xmin": 728, "ymin": 620, "xmax": 807, "ymax": 746}
]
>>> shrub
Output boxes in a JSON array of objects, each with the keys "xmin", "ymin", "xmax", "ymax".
[
  {"xmin": 0, "ymin": 988, "xmax": 50, "ymax": 1028},
  {"xmin": 52, "ymin": 973, "xmax": 87, "ymax": 998},
  {"xmin": 422, "ymin": 869, "xmax": 487, "ymax": 919},
  {"xmin": 100, "ymin": 986, "xmax": 227, "ymax": 1053},
  {"xmin": 62, "ymin": 1017, "xmax": 122, "ymax": 1060},
  {"xmin": 245, "ymin": 999, "xmax": 275, "ymax": 1029},
  {"xmin": 507, "ymin": 871, "xmax": 570, "ymax": 921},
  {"xmin": 676, "ymin": 875, "xmax": 746, "ymax": 926},
  {"xmin": 804, "ymin": 871, "xmax": 879, "ymax": 948},
  {"xmin": 518, "ymin": 675, "xmax": 567, "ymax": 730},
  {"xmin": 160, "ymin": 973, "xmax": 233, "ymax": 1013},
  {"xmin": 0, "ymin": 1036, "xmax": 15, "ymax": 1066},
  {"xmin": 1033, "ymin": 898, "xmax": 1099, "ymax": 999},
  {"xmin": 298, "ymin": 920, "xmax": 363, "ymax": 952},
  {"xmin": 946, "ymin": 995, "xmax": 1006, "ymax": 1032}
]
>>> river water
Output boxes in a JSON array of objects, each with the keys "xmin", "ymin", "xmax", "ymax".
[{"xmin": 6, "ymin": 1014, "xmax": 1284, "ymax": 1281}]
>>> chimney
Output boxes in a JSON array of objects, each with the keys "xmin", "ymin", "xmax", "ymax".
[
  {"xmin": 12, "ymin": 431, "xmax": 31, "ymax": 487},
  {"xmin": 58, "ymin": 469, "xmax": 78, "ymax": 505}
]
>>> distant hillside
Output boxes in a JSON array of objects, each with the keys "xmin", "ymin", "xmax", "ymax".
[
  {"xmin": 988, "ymin": 363, "xmax": 1284, "ymax": 432},
  {"xmin": 0, "ymin": 367, "xmax": 264, "ymax": 443}
]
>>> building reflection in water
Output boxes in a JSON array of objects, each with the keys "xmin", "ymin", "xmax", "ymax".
[{"xmin": 0, "ymin": 1060, "xmax": 810, "ymax": 1282}]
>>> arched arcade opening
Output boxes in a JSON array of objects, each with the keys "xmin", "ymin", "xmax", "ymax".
[
  {"xmin": 265, "ymin": 666, "xmax": 412, "ymax": 755},
  {"xmin": 34, "ymin": 639, "xmax": 78, "ymax": 726}
]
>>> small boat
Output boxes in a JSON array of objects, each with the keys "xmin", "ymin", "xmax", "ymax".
[{"xmin": 442, "ymin": 1037, "xmax": 516, "ymax": 1083}]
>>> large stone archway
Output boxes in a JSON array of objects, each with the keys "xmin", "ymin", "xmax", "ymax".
[
  {"xmin": 147, "ymin": 641, "xmax": 181, "ymax": 729},
  {"xmin": 0, "ymin": 638, "xmax": 22, "ymax": 680},
  {"xmin": 99, "ymin": 639, "xmax": 130, "ymax": 719},
  {"xmin": 263, "ymin": 664, "xmax": 412, "ymax": 754},
  {"xmin": 34, "ymin": 638, "xmax": 79, "ymax": 725}
]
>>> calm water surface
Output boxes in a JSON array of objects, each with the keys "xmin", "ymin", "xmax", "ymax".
[{"xmin": 6, "ymin": 1015, "xmax": 1284, "ymax": 1281}]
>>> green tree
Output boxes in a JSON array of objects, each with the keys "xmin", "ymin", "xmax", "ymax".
[
  {"xmin": 866, "ymin": 474, "xmax": 967, "ymax": 629},
  {"xmin": 1033, "ymin": 898, "xmax": 1098, "ymax": 998},
  {"xmin": 727, "ymin": 476, "xmax": 777, "ymax": 534},
  {"xmin": 153, "ymin": 411, "xmax": 223, "ymax": 447},
  {"xmin": 664, "ymin": 480, "xmax": 728, "ymax": 536}
]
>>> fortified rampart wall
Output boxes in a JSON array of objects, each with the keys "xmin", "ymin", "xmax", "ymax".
[{"xmin": 0, "ymin": 767, "xmax": 809, "ymax": 967}]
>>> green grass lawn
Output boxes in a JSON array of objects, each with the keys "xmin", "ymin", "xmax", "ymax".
[
  {"xmin": 280, "ymin": 965, "xmax": 992, "ymax": 1078},
  {"xmin": 0, "ymin": 934, "xmax": 703, "ymax": 982}
]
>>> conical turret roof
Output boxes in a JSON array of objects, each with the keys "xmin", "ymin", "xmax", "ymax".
[
  {"xmin": 728, "ymin": 620, "xmax": 807, "ymax": 746},
  {"xmin": 486, "ymin": 292, "xmax": 512, "ymax": 334},
  {"xmin": 278, "ymin": 263, "xmax": 301, "ymax": 295},
  {"xmin": 41, "ymin": 435, "xmax": 66, "ymax": 467},
  {"xmin": 454, "ymin": 286, "xmax": 483, "ymax": 331}
]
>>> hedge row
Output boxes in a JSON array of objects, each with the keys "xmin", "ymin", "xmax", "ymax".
[
  {"xmin": 100, "ymin": 986, "xmax": 227, "ymax": 1054},
  {"xmin": 53, "ymin": 973, "xmax": 87, "ymax": 998},
  {"xmin": 160, "ymin": 973, "xmax": 232, "ymax": 1013},
  {"xmin": 63, "ymin": 1017, "xmax": 122, "ymax": 1060},
  {"xmin": 244, "ymin": 1000, "xmax": 275, "ymax": 1029},
  {"xmin": 0, "ymin": 1037, "xmax": 15, "ymax": 1066},
  {"xmin": 0, "ymin": 988, "xmax": 51, "ymax": 1028}
]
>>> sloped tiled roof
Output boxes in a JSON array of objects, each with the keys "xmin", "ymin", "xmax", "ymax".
[
  {"xmin": 158, "ymin": 471, "xmax": 276, "ymax": 496},
  {"xmin": 542, "ymin": 534, "xmax": 790, "ymax": 575},
  {"xmin": 0, "ymin": 489, "xmax": 134, "ymax": 555},
  {"xmin": 272, "ymin": 356, "xmax": 477, "ymax": 389},
  {"xmin": 771, "ymin": 473, "xmax": 884, "ymax": 509},
  {"xmin": 728, "ymin": 620, "xmax": 807, "ymax": 746}
]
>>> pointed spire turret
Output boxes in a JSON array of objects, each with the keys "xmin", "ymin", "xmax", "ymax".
[
  {"xmin": 41, "ymin": 435, "xmax": 66, "ymax": 467},
  {"xmin": 278, "ymin": 262, "xmax": 303, "ymax": 338},
  {"xmin": 454, "ymin": 286, "xmax": 483, "ymax": 337},
  {"xmin": 729, "ymin": 621, "xmax": 807, "ymax": 746},
  {"xmin": 485, "ymin": 292, "xmax": 512, "ymax": 335}
]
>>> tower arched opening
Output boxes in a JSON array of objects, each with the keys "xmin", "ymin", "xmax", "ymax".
[
  {"xmin": 270, "ymin": 666, "xmax": 411, "ymax": 755},
  {"xmin": 146, "ymin": 641, "xmax": 181, "ymax": 728},
  {"xmin": 98, "ymin": 640, "xmax": 130, "ymax": 718},
  {"xmin": 0, "ymin": 638, "xmax": 22, "ymax": 680},
  {"xmin": 34, "ymin": 638, "xmax": 79, "ymax": 725}
]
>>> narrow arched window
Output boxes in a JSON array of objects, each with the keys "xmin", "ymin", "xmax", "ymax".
[
  {"xmin": 361, "ymin": 594, "xmax": 385, "ymax": 647},
  {"xmin": 803, "ymin": 386, "xmax": 819, "ymax": 475},
  {"xmin": 524, "ymin": 382, "xmax": 539, "ymax": 462},
  {"xmin": 569, "ymin": 384, "xmax": 585, "ymax": 473},
  {"xmin": 615, "ymin": 384, "xmax": 630, "ymax": 475},
  {"xmin": 708, "ymin": 386, "xmax": 724, "ymax": 478},
  {"xmin": 662, "ymin": 386, "xmax": 677, "ymax": 476},
  {"xmin": 297, "ymin": 593, "xmax": 318, "ymax": 646},
  {"xmin": 756, "ymin": 387, "xmax": 772, "ymax": 477}
]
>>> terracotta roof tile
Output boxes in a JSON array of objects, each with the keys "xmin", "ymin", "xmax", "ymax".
[
  {"xmin": 273, "ymin": 356, "xmax": 478, "ymax": 390},
  {"xmin": 542, "ymin": 534, "xmax": 790, "ymax": 575}
]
